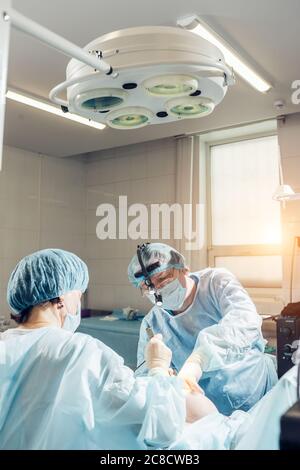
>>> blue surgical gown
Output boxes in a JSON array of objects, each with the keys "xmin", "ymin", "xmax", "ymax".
[
  {"xmin": 136, "ymin": 268, "xmax": 278, "ymax": 415},
  {"xmin": 0, "ymin": 327, "xmax": 186, "ymax": 450},
  {"xmin": 235, "ymin": 364, "xmax": 298, "ymax": 449}
]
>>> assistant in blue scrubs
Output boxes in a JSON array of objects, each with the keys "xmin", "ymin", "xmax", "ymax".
[{"xmin": 0, "ymin": 249, "xmax": 186, "ymax": 450}]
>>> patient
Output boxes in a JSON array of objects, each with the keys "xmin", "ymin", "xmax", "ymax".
[{"xmin": 170, "ymin": 347, "xmax": 300, "ymax": 450}]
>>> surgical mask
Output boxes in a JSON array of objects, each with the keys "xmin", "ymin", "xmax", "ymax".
[
  {"xmin": 159, "ymin": 278, "xmax": 187, "ymax": 310},
  {"xmin": 62, "ymin": 303, "xmax": 81, "ymax": 333}
]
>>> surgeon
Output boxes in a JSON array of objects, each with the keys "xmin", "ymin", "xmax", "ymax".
[
  {"xmin": 0, "ymin": 248, "xmax": 190, "ymax": 450},
  {"xmin": 128, "ymin": 242, "xmax": 278, "ymax": 415}
]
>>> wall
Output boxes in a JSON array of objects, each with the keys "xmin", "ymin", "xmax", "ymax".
[
  {"xmin": 0, "ymin": 139, "xmax": 177, "ymax": 320},
  {"xmin": 0, "ymin": 145, "xmax": 86, "ymax": 320},
  {"xmin": 1, "ymin": 124, "xmax": 289, "ymax": 320},
  {"xmin": 85, "ymin": 138, "xmax": 177, "ymax": 312},
  {"xmin": 278, "ymin": 113, "xmax": 300, "ymax": 303}
]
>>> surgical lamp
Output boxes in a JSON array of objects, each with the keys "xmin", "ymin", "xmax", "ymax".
[{"xmin": 0, "ymin": 2, "xmax": 235, "ymax": 172}]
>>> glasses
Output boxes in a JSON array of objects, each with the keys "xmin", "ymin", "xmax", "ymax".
[{"xmin": 141, "ymin": 268, "xmax": 176, "ymax": 293}]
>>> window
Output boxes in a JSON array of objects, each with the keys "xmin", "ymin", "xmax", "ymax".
[{"xmin": 209, "ymin": 134, "xmax": 282, "ymax": 288}]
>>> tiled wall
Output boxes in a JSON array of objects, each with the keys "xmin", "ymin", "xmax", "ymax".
[
  {"xmin": 0, "ymin": 145, "xmax": 86, "ymax": 319},
  {"xmin": 0, "ymin": 139, "xmax": 177, "ymax": 320},
  {"xmin": 278, "ymin": 113, "xmax": 300, "ymax": 303},
  {"xmin": 85, "ymin": 138, "xmax": 177, "ymax": 312}
]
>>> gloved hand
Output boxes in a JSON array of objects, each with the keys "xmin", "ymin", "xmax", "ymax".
[
  {"xmin": 146, "ymin": 333, "xmax": 172, "ymax": 373},
  {"xmin": 178, "ymin": 351, "xmax": 203, "ymax": 393}
]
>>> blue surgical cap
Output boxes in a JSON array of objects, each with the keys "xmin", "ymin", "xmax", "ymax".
[
  {"xmin": 128, "ymin": 243, "xmax": 186, "ymax": 288},
  {"xmin": 7, "ymin": 249, "xmax": 89, "ymax": 316}
]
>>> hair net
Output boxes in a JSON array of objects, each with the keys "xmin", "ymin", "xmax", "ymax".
[
  {"xmin": 128, "ymin": 243, "xmax": 186, "ymax": 288},
  {"xmin": 7, "ymin": 249, "xmax": 89, "ymax": 316}
]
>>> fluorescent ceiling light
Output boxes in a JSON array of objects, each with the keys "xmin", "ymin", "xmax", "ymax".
[
  {"xmin": 177, "ymin": 16, "xmax": 272, "ymax": 93},
  {"xmin": 6, "ymin": 89, "xmax": 106, "ymax": 130}
]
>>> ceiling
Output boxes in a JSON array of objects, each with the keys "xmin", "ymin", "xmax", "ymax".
[{"xmin": 4, "ymin": 0, "xmax": 300, "ymax": 157}]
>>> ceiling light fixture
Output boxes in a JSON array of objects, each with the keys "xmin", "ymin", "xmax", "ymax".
[
  {"xmin": 177, "ymin": 16, "xmax": 272, "ymax": 93},
  {"xmin": 50, "ymin": 26, "xmax": 235, "ymax": 130},
  {"xmin": 6, "ymin": 89, "xmax": 106, "ymax": 130}
]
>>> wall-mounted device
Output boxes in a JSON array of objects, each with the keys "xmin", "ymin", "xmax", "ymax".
[{"xmin": 277, "ymin": 302, "xmax": 300, "ymax": 378}]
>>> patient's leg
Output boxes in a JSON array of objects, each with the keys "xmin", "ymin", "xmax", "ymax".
[
  {"xmin": 185, "ymin": 389, "xmax": 218, "ymax": 423},
  {"xmin": 176, "ymin": 371, "xmax": 218, "ymax": 423},
  {"xmin": 177, "ymin": 366, "xmax": 298, "ymax": 449}
]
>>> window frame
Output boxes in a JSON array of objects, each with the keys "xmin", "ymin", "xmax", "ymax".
[{"xmin": 206, "ymin": 131, "xmax": 282, "ymax": 290}]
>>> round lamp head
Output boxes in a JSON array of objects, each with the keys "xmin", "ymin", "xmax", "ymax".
[
  {"xmin": 166, "ymin": 96, "xmax": 215, "ymax": 118},
  {"xmin": 143, "ymin": 74, "xmax": 198, "ymax": 97},
  {"xmin": 74, "ymin": 88, "xmax": 128, "ymax": 113},
  {"xmin": 106, "ymin": 106, "xmax": 154, "ymax": 129}
]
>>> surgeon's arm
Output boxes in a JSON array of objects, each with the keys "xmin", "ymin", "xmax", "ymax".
[
  {"xmin": 146, "ymin": 336, "xmax": 218, "ymax": 423},
  {"xmin": 89, "ymin": 337, "xmax": 186, "ymax": 448},
  {"xmin": 179, "ymin": 269, "xmax": 263, "ymax": 378}
]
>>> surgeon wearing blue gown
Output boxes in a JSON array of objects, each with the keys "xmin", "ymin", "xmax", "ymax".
[
  {"xmin": 0, "ymin": 249, "xmax": 188, "ymax": 450},
  {"xmin": 128, "ymin": 243, "xmax": 278, "ymax": 416}
]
